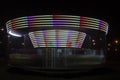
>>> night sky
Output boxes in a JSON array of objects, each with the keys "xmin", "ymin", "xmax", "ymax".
[{"xmin": 0, "ymin": 1, "xmax": 119, "ymax": 54}]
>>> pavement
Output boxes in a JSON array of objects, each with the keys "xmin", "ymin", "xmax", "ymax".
[{"xmin": 1, "ymin": 57, "xmax": 120, "ymax": 80}]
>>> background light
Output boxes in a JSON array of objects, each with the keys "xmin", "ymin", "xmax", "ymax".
[
  {"xmin": 93, "ymin": 42, "xmax": 96, "ymax": 46},
  {"xmin": 1, "ymin": 28, "xmax": 4, "ymax": 31},
  {"xmin": 107, "ymin": 43, "xmax": 111, "ymax": 46},
  {"xmin": 92, "ymin": 39, "xmax": 95, "ymax": 42},
  {"xmin": 114, "ymin": 40, "xmax": 119, "ymax": 44}
]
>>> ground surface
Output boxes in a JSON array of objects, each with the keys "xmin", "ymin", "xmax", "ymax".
[{"xmin": 1, "ymin": 58, "xmax": 120, "ymax": 80}]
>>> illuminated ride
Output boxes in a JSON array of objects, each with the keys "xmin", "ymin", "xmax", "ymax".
[{"xmin": 6, "ymin": 15, "xmax": 109, "ymax": 71}]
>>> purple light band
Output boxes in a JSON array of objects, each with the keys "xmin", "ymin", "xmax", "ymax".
[{"xmin": 27, "ymin": 16, "xmax": 34, "ymax": 28}]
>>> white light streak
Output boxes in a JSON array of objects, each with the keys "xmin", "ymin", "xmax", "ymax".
[{"xmin": 8, "ymin": 31, "xmax": 22, "ymax": 37}]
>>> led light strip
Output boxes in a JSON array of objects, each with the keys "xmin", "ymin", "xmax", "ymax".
[
  {"xmin": 8, "ymin": 31, "xmax": 22, "ymax": 37},
  {"xmin": 6, "ymin": 15, "xmax": 109, "ymax": 36},
  {"xmin": 28, "ymin": 30, "xmax": 86, "ymax": 48}
]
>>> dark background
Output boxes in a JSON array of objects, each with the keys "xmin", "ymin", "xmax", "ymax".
[
  {"xmin": 0, "ymin": 1, "xmax": 120, "ymax": 58},
  {"xmin": 0, "ymin": 1, "xmax": 120, "ymax": 80}
]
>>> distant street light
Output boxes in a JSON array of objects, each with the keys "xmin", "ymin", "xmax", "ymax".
[
  {"xmin": 99, "ymin": 38, "xmax": 102, "ymax": 40},
  {"xmin": 21, "ymin": 42, "xmax": 25, "ymax": 46},
  {"xmin": 8, "ymin": 35, "xmax": 10, "ymax": 38},
  {"xmin": 114, "ymin": 40, "xmax": 119, "ymax": 44},
  {"xmin": 92, "ymin": 39, "xmax": 95, "ymax": 42},
  {"xmin": 115, "ymin": 48, "xmax": 118, "ymax": 51},
  {"xmin": 1, "ymin": 28, "xmax": 4, "ymax": 31},
  {"xmin": 93, "ymin": 42, "xmax": 96, "ymax": 46},
  {"xmin": 108, "ymin": 43, "xmax": 111, "ymax": 46}
]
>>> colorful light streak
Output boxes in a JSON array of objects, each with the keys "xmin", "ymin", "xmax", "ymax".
[
  {"xmin": 28, "ymin": 30, "xmax": 86, "ymax": 48},
  {"xmin": 6, "ymin": 15, "xmax": 109, "ymax": 36}
]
